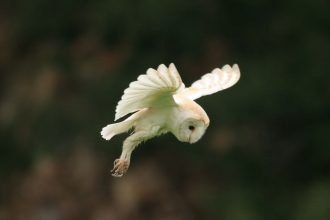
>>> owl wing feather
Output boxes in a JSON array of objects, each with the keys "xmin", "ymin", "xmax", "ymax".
[
  {"xmin": 179, "ymin": 64, "xmax": 240, "ymax": 100},
  {"xmin": 115, "ymin": 63, "xmax": 185, "ymax": 120}
]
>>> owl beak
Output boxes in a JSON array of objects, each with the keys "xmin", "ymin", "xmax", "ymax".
[{"xmin": 189, "ymin": 134, "xmax": 194, "ymax": 144}]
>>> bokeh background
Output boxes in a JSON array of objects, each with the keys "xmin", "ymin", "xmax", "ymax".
[{"xmin": 1, "ymin": 0, "xmax": 330, "ymax": 219}]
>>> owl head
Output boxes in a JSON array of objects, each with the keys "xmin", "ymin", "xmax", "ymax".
[{"xmin": 172, "ymin": 95, "xmax": 210, "ymax": 144}]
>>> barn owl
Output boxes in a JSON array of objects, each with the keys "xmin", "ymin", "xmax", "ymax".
[{"xmin": 101, "ymin": 63, "xmax": 240, "ymax": 177}]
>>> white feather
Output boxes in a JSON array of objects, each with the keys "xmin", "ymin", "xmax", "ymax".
[
  {"xmin": 114, "ymin": 63, "xmax": 185, "ymax": 121},
  {"xmin": 180, "ymin": 64, "xmax": 240, "ymax": 100},
  {"xmin": 101, "ymin": 118, "xmax": 135, "ymax": 140}
]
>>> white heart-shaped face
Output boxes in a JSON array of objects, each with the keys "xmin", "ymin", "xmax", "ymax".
[{"xmin": 176, "ymin": 118, "xmax": 209, "ymax": 143}]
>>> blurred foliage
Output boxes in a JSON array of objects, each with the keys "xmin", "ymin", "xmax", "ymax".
[{"xmin": 1, "ymin": 0, "xmax": 330, "ymax": 219}]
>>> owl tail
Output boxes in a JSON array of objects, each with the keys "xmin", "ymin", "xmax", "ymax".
[{"xmin": 101, "ymin": 119, "xmax": 135, "ymax": 141}]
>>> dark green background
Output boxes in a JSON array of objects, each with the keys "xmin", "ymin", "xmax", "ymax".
[{"xmin": 1, "ymin": 0, "xmax": 329, "ymax": 219}]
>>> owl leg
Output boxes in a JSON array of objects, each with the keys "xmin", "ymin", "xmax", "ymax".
[{"xmin": 111, "ymin": 130, "xmax": 149, "ymax": 177}]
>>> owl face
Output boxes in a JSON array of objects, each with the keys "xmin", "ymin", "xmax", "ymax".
[{"xmin": 177, "ymin": 118, "xmax": 209, "ymax": 143}]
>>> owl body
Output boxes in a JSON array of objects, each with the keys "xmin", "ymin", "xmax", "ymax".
[{"xmin": 101, "ymin": 63, "xmax": 240, "ymax": 177}]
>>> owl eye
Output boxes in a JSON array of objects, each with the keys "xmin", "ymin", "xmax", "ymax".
[{"xmin": 189, "ymin": 126, "xmax": 195, "ymax": 131}]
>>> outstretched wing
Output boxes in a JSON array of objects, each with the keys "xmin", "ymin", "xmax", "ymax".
[
  {"xmin": 179, "ymin": 64, "xmax": 240, "ymax": 100},
  {"xmin": 115, "ymin": 63, "xmax": 185, "ymax": 121}
]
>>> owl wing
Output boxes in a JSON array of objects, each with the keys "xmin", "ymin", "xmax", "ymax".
[
  {"xmin": 115, "ymin": 63, "xmax": 185, "ymax": 121},
  {"xmin": 179, "ymin": 64, "xmax": 240, "ymax": 100}
]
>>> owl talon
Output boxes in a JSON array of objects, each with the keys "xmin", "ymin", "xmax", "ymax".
[{"xmin": 111, "ymin": 159, "xmax": 129, "ymax": 177}]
